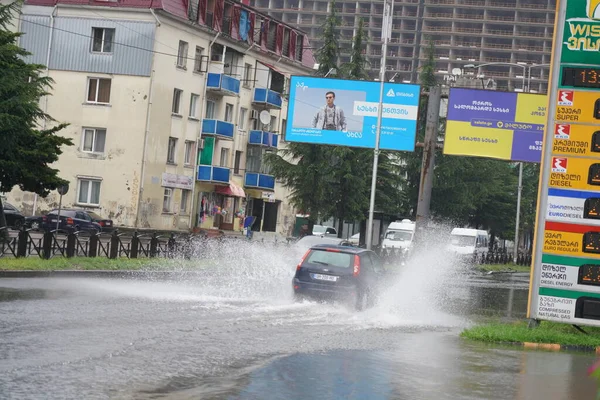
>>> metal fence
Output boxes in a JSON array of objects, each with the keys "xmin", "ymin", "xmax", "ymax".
[{"xmin": 0, "ymin": 227, "xmax": 185, "ymax": 259}]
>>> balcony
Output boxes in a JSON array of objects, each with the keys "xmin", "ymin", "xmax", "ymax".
[
  {"xmin": 201, "ymin": 119, "xmax": 234, "ymax": 140},
  {"xmin": 206, "ymin": 73, "xmax": 240, "ymax": 96},
  {"xmin": 197, "ymin": 165, "xmax": 230, "ymax": 184},
  {"xmin": 248, "ymin": 130, "xmax": 278, "ymax": 148},
  {"xmin": 252, "ymin": 88, "xmax": 282, "ymax": 109},
  {"xmin": 244, "ymin": 172, "xmax": 275, "ymax": 191}
]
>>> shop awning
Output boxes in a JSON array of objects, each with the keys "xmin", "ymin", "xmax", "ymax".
[{"xmin": 216, "ymin": 181, "xmax": 246, "ymax": 198}]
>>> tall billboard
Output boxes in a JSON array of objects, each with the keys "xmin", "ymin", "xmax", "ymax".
[
  {"xmin": 528, "ymin": 0, "xmax": 600, "ymax": 328},
  {"xmin": 285, "ymin": 76, "xmax": 420, "ymax": 151},
  {"xmin": 444, "ymin": 88, "xmax": 547, "ymax": 163}
]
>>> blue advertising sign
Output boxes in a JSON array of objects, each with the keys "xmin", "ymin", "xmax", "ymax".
[{"xmin": 285, "ymin": 76, "xmax": 421, "ymax": 151}]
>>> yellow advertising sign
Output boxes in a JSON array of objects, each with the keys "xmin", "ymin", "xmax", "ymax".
[
  {"xmin": 551, "ymin": 123, "xmax": 600, "ymax": 157},
  {"xmin": 547, "ymin": 155, "xmax": 600, "ymax": 189},
  {"xmin": 555, "ymin": 89, "xmax": 600, "ymax": 124},
  {"xmin": 445, "ymin": 88, "xmax": 546, "ymax": 162}
]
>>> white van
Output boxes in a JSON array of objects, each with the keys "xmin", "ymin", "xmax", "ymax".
[
  {"xmin": 381, "ymin": 219, "xmax": 416, "ymax": 254},
  {"xmin": 448, "ymin": 228, "xmax": 489, "ymax": 260}
]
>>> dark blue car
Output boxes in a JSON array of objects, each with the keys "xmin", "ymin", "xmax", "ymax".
[{"xmin": 292, "ymin": 244, "xmax": 385, "ymax": 310}]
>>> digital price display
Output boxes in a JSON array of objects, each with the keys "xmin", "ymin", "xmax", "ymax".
[
  {"xmin": 562, "ymin": 67, "xmax": 600, "ymax": 88},
  {"xmin": 583, "ymin": 231, "xmax": 600, "ymax": 254},
  {"xmin": 579, "ymin": 264, "xmax": 600, "ymax": 286},
  {"xmin": 584, "ymin": 198, "xmax": 600, "ymax": 219},
  {"xmin": 589, "ymin": 164, "xmax": 600, "ymax": 186}
]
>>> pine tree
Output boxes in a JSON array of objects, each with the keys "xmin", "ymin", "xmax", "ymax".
[
  {"xmin": 314, "ymin": 0, "xmax": 340, "ymax": 77},
  {"xmin": 0, "ymin": 1, "xmax": 72, "ymax": 238}
]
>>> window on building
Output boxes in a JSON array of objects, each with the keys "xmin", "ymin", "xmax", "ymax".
[
  {"xmin": 220, "ymin": 148, "xmax": 229, "ymax": 167},
  {"xmin": 246, "ymin": 146, "xmax": 261, "ymax": 173},
  {"xmin": 205, "ymin": 100, "xmax": 216, "ymax": 119},
  {"xmin": 87, "ymin": 78, "xmax": 111, "ymax": 104},
  {"xmin": 177, "ymin": 40, "xmax": 188, "ymax": 69},
  {"xmin": 184, "ymin": 140, "xmax": 195, "ymax": 166},
  {"xmin": 77, "ymin": 178, "xmax": 101, "ymax": 205},
  {"xmin": 234, "ymin": 150, "xmax": 242, "ymax": 174},
  {"xmin": 81, "ymin": 128, "xmax": 106, "ymax": 153},
  {"xmin": 239, "ymin": 108, "xmax": 247, "ymax": 130},
  {"xmin": 243, "ymin": 63, "xmax": 253, "ymax": 88},
  {"xmin": 163, "ymin": 188, "xmax": 173, "ymax": 213},
  {"xmin": 269, "ymin": 116, "xmax": 278, "ymax": 132},
  {"xmin": 91, "ymin": 27, "xmax": 115, "ymax": 53},
  {"xmin": 194, "ymin": 46, "xmax": 205, "ymax": 72},
  {"xmin": 167, "ymin": 137, "xmax": 178, "ymax": 164},
  {"xmin": 189, "ymin": 94, "xmax": 199, "ymax": 118},
  {"xmin": 281, "ymin": 118, "xmax": 287, "ymax": 141},
  {"xmin": 172, "ymin": 89, "xmax": 183, "ymax": 114},
  {"xmin": 180, "ymin": 189, "xmax": 190, "ymax": 213},
  {"xmin": 224, "ymin": 103, "xmax": 234, "ymax": 122}
]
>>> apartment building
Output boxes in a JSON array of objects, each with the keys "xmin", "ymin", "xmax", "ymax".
[
  {"xmin": 6, "ymin": 0, "xmax": 314, "ymax": 235},
  {"xmin": 251, "ymin": 0, "xmax": 554, "ymax": 93}
]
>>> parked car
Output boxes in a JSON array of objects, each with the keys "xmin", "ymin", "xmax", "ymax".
[
  {"xmin": 292, "ymin": 244, "xmax": 385, "ymax": 310},
  {"xmin": 2, "ymin": 202, "xmax": 25, "ymax": 229},
  {"xmin": 85, "ymin": 210, "xmax": 114, "ymax": 231},
  {"xmin": 312, "ymin": 225, "xmax": 337, "ymax": 236},
  {"xmin": 26, "ymin": 209, "xmax": 103, "ymax": 233}
]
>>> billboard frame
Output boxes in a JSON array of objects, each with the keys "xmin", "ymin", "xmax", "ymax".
[{"xmin": 284, "ymin": 75, "xmax": 422, "ymax": 152}]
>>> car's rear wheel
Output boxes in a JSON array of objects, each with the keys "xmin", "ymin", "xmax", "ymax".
[{"xmin": 355, "ymin": 289, "xmax": 368, "ymax": 311}]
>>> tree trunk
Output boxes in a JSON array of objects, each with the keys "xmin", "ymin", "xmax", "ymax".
[
  {"xmin": 0, "ymin": 196, "xmax": 8, "ymax": 242},
  {"xmin": 337, "ymin": 216, "xmax": 344, "ymax": 239}
]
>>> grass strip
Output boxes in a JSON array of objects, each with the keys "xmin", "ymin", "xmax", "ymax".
[
  {"xmin": 475, "ymin": 263, "xmax": 531, "ymax": 273},
  {"xmin": 461, "ymin": 320, "xmax": 600, "ymax": 347},
  {"xmin": 0, "ymin": 257, "xmax": 210, "ymax": 271}
]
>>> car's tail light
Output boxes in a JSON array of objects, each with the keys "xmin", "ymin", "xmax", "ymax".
[
  {"xmin": 325, "ymin": 248, "xmax": 340, "ymax": 252},
  {"xmin": 42, "ymin": 216, "xmax": 47, "ymax": 222},
  {"xmin": 66, "ymin": 218, "xmax": 74, "ymax": 225},
  {"xmin": 296, "ymin": 250, "xmax": 311, "ymax": 271},
  {"xmin": 353, "ymin": 255, "xmax": 360, "ymax": 277}
]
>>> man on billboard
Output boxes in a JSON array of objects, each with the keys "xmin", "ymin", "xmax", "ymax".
[{"xmin": 312, "ymin": 91, "xmax": 347, "ymax": 131}]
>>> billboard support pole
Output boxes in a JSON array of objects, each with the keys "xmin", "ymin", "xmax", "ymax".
[
  {"xmin": 415, "ymin": 86, "xmax": 441, "ymax": 233},
  {"xmin": 514, "ymin": 161, "xmax": 523, "ymax": 262},
  {"xmin": 366, "ymin": 0, "xmax": 394, "ymax": 250}
]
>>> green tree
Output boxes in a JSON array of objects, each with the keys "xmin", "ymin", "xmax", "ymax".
[
  {"xmin": 0, "ymin": 1, "xmax": 72, "ymax": 238},
  {"xmin": 314, "ymin": 0, "xmax": 340, "ymax": 77},
  {"xmin": 263, "ymin": 144, "xmax": 329, "ymax": 233},
  {"xmin": 339, "ymin": 17, "xmax": 369, "ymax": 80}
]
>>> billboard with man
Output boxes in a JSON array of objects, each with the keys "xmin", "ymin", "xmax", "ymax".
[
  {"xmin": 285, "ymin": 76, "xmax": 420, "ymax": 151},
  {"xmin": 444, "ymin": 88, "xmax": 548, "ymax": 163}
]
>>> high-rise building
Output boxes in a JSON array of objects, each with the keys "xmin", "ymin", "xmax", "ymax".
[{"xmin": 251, "ymin": 0, "xmax": 554, "ymax": 93}]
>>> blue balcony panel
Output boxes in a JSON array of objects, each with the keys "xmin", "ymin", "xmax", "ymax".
[
  {"xmin": 244, "ymin": 172, "xmax": 275, "ymax": 191},
  {"xmin": 197, "ymin": 165, "xmax": 231, "ymax": 184},
  {"xmin": 201, "ymin": 119, "xmax": 234, "ymax": 140},
  {"xmin": 252, "ymin": 88, "xmax": 282, "ymax": 109},
  {"xmin": 248, "ymin": 130, "xmax": 278, "ymax": 148},
  {"xmin": 206, "ymin": 73, "xmax": 240, "ymax": 96}
]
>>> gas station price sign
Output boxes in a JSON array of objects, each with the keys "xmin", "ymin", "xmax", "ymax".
[{"xmin": 529, "ymin": 0, "xmax": 600, "ymax": 327}]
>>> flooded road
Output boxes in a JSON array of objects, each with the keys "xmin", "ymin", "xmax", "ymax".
[{"xmin": 0, "ymin": 242, "xmax": 597, "ymax": 399}]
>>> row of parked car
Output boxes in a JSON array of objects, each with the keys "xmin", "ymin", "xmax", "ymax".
[{"xmin": 2, "ymin": 202, "xmax": 114, "ymax": 233}]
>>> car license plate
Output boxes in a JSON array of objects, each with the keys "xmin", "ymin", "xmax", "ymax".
[{"xmin": 311, "ymin": 273, "xmax": 338, "ymax": 282}]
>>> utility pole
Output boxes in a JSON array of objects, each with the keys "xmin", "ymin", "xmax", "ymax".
[{"xmin": 415, "ymin": 86, "xmax": 441, "ymax": 236}]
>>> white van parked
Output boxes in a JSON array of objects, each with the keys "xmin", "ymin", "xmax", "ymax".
[
  {"xmin": 382, "ymin": 219, "xmax": 416, "ymax": 255},
  {"xmin": 448, "ymin": 228, "xmax": 489, "ymax": 261}
]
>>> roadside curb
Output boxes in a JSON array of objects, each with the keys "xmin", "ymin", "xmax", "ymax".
[{"xmin": 496, "ymin": 340, "xmax": 600, "ymax": 353}]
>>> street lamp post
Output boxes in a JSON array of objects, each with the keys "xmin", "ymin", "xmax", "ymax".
[
  {"xmin": 366, "ymin": 0, "xmax": 394, "ymax": 250},
  {"xmin": 463, "ymin": 62, "xmax": 549, "ymax": 262}
]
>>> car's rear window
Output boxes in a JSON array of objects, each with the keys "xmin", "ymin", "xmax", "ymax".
[{"xmin": 306, "ymin": 249, "xmax": 353, "ymax": 268}]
